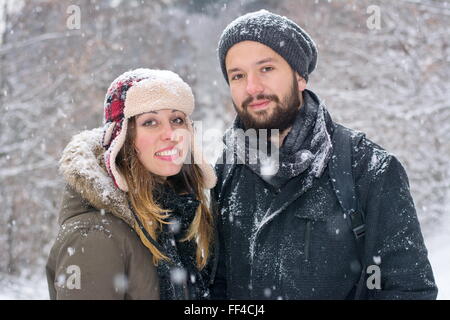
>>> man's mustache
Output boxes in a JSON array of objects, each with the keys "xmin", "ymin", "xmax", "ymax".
[{"xmin": 242, "ymin": 94, "xmax": 280, "ymax": 110}]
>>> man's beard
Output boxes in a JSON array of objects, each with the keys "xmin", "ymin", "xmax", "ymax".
[{"xmin": 233, "ymin": 76, "xmax": 302, "ymax": 131}]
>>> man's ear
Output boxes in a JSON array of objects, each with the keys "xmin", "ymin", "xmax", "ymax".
[{"xmin": 296, "ymin": 73, "xmax": 307, "ymax": 91}]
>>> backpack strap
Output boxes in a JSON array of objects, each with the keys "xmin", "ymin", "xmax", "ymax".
[{"xmin": 329, "ymin": 124, "xmax": 367, "ymax": 299}]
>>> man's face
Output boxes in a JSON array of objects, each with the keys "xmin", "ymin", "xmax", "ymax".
[{"xmin": 225, "ymin": 41, "xmax": 307, "ymax": 130}]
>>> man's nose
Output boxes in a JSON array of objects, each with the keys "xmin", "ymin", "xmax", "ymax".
[{"xmin": 246, "ymin": 74, "xmax": 264, "ymax": 96}]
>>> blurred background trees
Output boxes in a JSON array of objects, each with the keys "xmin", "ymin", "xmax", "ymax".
[{"xmin": 0, "ymin": 0, "xmax": 448, "ymax": 292}]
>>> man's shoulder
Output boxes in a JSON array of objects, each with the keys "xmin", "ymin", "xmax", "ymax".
[{"xmin": 335, "ymin": 123, "xmax": 400, "ymax": 182}]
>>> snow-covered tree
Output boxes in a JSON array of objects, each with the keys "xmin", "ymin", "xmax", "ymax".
[{"xmin": 0, "ymin": 0, "xmax": 448, "ymax": 291}]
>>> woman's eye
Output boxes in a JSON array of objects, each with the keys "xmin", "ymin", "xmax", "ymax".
[
  {"xmin": 142, "ymin": 119, "xmax": 157, "ymax": 127},
  {"xmin": 172, "ymin": 117, "xmax": 185, "ymax": 125}
]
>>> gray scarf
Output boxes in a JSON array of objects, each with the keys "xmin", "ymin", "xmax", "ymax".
[{"xmin": 225, "ymin": 89, "xmax": 333, "ymax": 189}]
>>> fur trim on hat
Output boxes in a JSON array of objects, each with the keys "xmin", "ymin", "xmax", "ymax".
[
  {"xmin": 59, "ymin": 128, "xmax": 135, "ymax": 227},
  {"xmin": 124, "ymin": 75, "xmax": 194, "ymax": 118}
]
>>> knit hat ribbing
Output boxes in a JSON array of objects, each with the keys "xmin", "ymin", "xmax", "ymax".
[
  {"xmin": 218, "ymin": 9, "xmax": 318, "ymax": 83},
  {"xmin": 102, "ymin": 68, "xmax": 216, "ymax": 192}
]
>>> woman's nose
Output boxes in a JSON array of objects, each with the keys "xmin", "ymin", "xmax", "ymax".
[{"xmin": 160, "ymin": 122, "xmax": 176, "ymax": 141}]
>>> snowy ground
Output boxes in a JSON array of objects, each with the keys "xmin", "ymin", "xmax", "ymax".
[{"xmin": 1, "ymin": 213, "xmax": 448, "ymax": 300}]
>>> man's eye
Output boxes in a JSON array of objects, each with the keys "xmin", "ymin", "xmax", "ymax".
[
  {"xmin": 230, "ymin": 74, "xmax": 244, "ymax": 81},
  {"xmin": 261, "ymin": 66, "xmax": 274, "ymax": 72}
]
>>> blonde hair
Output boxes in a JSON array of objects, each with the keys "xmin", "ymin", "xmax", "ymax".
[{"xmin": 116, "ymin": 117, "xmax": 214, "ymax": 269}]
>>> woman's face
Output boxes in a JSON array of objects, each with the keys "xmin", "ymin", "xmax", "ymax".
[{"xmin": 134, "ymin": 109, "xmax": 190, "ymax": 178}]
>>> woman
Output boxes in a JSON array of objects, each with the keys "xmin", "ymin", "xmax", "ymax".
[{"xmin": 46, "ymin": 69, "xmax": 217, "ymax": 299}]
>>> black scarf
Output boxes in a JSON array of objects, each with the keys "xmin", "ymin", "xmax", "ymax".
[{"xmin": 152, "ymin": 185, "xmax": 209, "ymax": 300}]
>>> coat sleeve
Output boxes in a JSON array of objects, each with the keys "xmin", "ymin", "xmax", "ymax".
[
  {"xmin": 356, "ymin": 140, "xmax": 438, "ymax": 300},
  {"xmin": 47, "ymin": 218, "xmax": 128, "ymax": 300}
]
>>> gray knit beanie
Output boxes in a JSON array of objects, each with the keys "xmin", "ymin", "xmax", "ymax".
[{"xmin": 218, "ymin": 9, "xmax": 318, "ymax": 83}]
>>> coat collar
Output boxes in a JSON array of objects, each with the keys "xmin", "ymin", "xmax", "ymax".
[{"xmin": 58, "ymin": 127, "xmax": 135, "ymax": 228}]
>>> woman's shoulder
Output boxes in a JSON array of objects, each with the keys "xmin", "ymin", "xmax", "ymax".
[
  {"xmin": 47, "ymin": 201, "xmax": 158, "ymax": 299},
  {"xmin": 58, "ymin": 126, "xmax": 136, "ymax": 229},
  {"xmin": 57, "ymin": 184, "xmax": 137, "ymax": 242}
]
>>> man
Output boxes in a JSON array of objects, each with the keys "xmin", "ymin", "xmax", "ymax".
[{"xmin": 209, "ymin": 9, "xmax": 437, "ymax": 300}]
